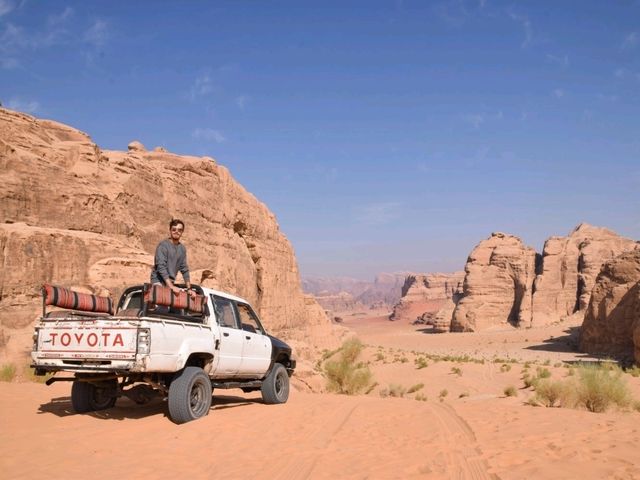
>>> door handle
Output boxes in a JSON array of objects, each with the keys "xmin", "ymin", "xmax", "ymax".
[
  {"xmin": 223, "ymin": 332, "xmax": 229, "ymax": 337},
  {"xmin": 245, "ymin": 336, "xmax": 251, "ymax": 340}
]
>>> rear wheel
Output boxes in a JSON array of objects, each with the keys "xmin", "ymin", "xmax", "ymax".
[
  {"xmin": 167, "ymin": 367, "xmax": 212, "ymax": 424},
  {"xmin": 261, "ymin": 363, "xmax": 290, "ymax": 404},
  {"xmin": 71, "ymin": 379, "xmax": 117, "ymax": 413}
]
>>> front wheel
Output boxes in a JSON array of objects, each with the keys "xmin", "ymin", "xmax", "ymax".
[
  {"xmin": 261, "ymin": 363, "xmax": 290, "ymax": 404},
  {"xmin": 71, "ymin": 379, "xmax": 117, "ymax": 413},
  {"xmin": 167, "ymin": 367, "xmax": 212, "ymax": 424}
]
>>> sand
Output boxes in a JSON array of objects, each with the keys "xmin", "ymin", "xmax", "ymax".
[{"xmin": 2, "ymin": 314, "xmax": 640, "ymax": 479}]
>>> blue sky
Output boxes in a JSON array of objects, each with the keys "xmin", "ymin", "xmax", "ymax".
[{"xmin": 2, "ymin": 1, "xmax": 639, "ymax": 279}]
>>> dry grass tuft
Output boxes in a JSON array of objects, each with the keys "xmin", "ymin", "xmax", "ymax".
[
  {"xmin": 0, "ymin": 363, "xmax": 16, "ymax": 382},
  {"xmin": 324, "ymin": 338, "xmax": 374, "ymax": 395}
]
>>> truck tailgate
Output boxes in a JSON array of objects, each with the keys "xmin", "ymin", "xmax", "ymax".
[{"xmin": 37, "ymin": 324, "xmax": 138, "ymax": 360}]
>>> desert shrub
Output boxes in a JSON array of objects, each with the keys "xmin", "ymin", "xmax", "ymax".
[
  {"xmin": 324, "ymin": 338, "xmax": 373, "ymax": 395},
  {"xmin": 439, "ymin": 389, "xmax": 448, "ymax": 401},
  {"xmin": 531, "ymin": 379, "xmax": 575, "ymax": 408},
  {"xmin": 500, "ymin": 364, "xmax": 511, "ymax": 373},
  {"xmin": 536, "ymin": 367, "xmax": 551, "ymax": 379},
  {"xmin": 575, "ymin": 365, "xmax": 631, "ymax": 413},
  {"xmin": 504, "ymin": 385, "xmax": 518, "ymax": 397},
  {"xmin": 0, "ymin": 363, "xmax": 16, "ymax": 382},
  {"xmin": 554, "ymin": 362, "xmax": 562, "ymax": 368},
  {"xmin": 415, "ymin": 393, "xmax": 427, "ymax": 401},
  {"xmin": 633, "ymin": 400, "xmax": 640, "ymax": 412},
  {"xmin": 450, "ymin": 367, "xmax": 462, "ymax": 376},
  {"xmin": 375, "ymin": 352, "xmax": 386, "ymax": 362},
  {"xmin": 415, "ymin": 357, "xmax": 429, "ymax": 369},
  {"xmin": 458, "ymin": 391, "xmax": 470, "ymax": 398},
  {"xmin": 522, "ymin": 373, "xmax": 539, "ymax": 389},
  {"xmin": 407, "ymin": 383, "xmax": 424, "ymax": 394},
  {"xmin": 543, "ymin": 359, "xmax": 551, "ymax": 366},
  {"xmin": 625, "ymin": 366, "xmax": 640, "ymax": 378},
  {"xmin": 380, "ymin": 384, "xmax": 406, "ymax": 398}
]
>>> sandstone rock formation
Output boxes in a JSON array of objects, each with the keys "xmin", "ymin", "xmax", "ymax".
[
  {"xmin": 0, "ymin": 108, "xmax": 336, "ymax": 365},
  {"xmin": 578, "ymin": 246, "xmax": 640, "ymax": 362},
  {"xmin": 389, "ymin": 272, "xmax": 464, "ymax": 322},
  {"xmin": 451, "ymin": 233, "xmax": 537, "ymax": 332},
  {"xmin": 532, "ymin": 224, "xmax": 637, "ymax": 326}
]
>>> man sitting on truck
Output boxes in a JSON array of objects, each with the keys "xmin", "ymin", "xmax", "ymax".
[{"xmin": 150, "ymin": 218, "xmax": 196, "ymax": 300}]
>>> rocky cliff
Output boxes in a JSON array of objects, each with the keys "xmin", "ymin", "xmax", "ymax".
[
  {"xmin": 451, "ymin": 233, "xmax": 538, "ymax": 332},
  {"xmin": 578, "ymin": 246, "xmax": 640, "ymax": 362},
  {"xmin": 0, "ymin": 108, "xmax": 337, "ymax": 366},
  {"xmin": 532, "ymin": 223, "xmax": 637, "ymax": 326},
  {"xmin": 389, "ymin": 272, "xmax": 464, "ymax": 322}
]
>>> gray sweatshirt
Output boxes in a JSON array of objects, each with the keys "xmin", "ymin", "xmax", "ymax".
[{"xmin": 150, "ymin": 239, "xmax": 191, "ymax": 285}]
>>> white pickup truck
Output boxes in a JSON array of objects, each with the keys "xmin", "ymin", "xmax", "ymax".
[{"xmin": 31, "ymin": 283, "xmax": 296, "ymax": 424}]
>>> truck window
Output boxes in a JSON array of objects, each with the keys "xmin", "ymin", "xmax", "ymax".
[
  {"xmin": 236, "ymin": 303, "xmax": 264, "ymax": 334},
  {"xmin": 211, "ymin": 296, "xmax": 238, "ymax": 329}
]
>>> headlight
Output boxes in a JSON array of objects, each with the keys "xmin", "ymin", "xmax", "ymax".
[{"xmin": 137, "ymin": 329, "xmax": 150, "ymax": 354}]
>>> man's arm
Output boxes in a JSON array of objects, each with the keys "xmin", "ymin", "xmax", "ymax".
[
  {"xmin": 156, "ymin": 243, "xmax": 181, "ymax": 293},
  {"xmin": 179, "ymin": 246, "xmax": 196, "ymax": 298}
]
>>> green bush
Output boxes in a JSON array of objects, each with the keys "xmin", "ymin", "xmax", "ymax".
[
  {"xmin": 324, "ymin": 338, "xmax": 373, "ymax": 395},
  {"xmin": 439, "ymin": 389, "xmax": 448, "ymax": 401},
  {"xmin": 530, "ymin": 379, "xmax": 574, "ymax": 407},
  {"xmin": 415, "ymin": 392, "xmax": 427, "ymax": 402},
  {"xmin": 451, "ymin": 367, "xmax": 462, "ymax": 376},
  {"xmin": 414, "ymin": 357, "xmax": 428, "ymax": 369},
  {"xmin": 500, "ymin": 364, "xmax": 512, "ymax": 373},
  {"xmin": 0, "ymin": 363, "xmax": 16, "ymax": 382},
  {"xmin": 575, "ymin": 365, "xmax": 631, "ymax": 413},
  {"xmin": 407, "ymin": 383, "xmax": 424, "ymax": 394},
  {"xmin": 504, "ymin": 385, "xmax": 517, "ymax": 397}
]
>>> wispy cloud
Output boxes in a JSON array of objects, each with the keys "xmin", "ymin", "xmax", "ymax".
[
  {"xmin": 235, "ymin": 95, "xmax": 249, "ymax": 110},
  {"xmin": 6, "ymin": 97, "xmax": 40, "ymax": 113},
  {"xmin": 461, "ymin": 110, "xmax": 502, "ymax": 128},
  {"xmin": 552, "ymin": 88, "xmax": 565, "ymax": 99},
  {"xmin": 189, "ymin": 72, "xmax": 215, "ymax": 100},
  {"xmin": 622, "ymin": 31, "xmax": 638, "ymax": 49},
  {"xmin": 354, "ymin": 202, "xmax": 402, "ymax": 226},
  {"xmin": 192, "ymin": 128, "xmax": 225, "ymax": 143},
  {"xmin": 48, "ymin": 6, "xmax": 74, "ymax": 27},
  {"xmin": 546, "ymin": 53, "xmax": 569, "ymax": 69},
  {"xmin": 508, "ymin": 11, "xmax": 533, "ymax": 48},
  {"xmin": 462, "ymin": 113, "xmax": 485, "ymax": 128},
  {"xmin": 597, "ymin": 93, "xmax": 618, "ymax": 102},
  {"xmin": 0, "ymin": 0, "xmax": 14, "ymax": 17},
  {"xmin": 614, "ymin": 67, "xmax": 626, "ymax": 79},
  {"xmin": 84, "ymin": 19, "xmax": 109, "ymax": 47}
]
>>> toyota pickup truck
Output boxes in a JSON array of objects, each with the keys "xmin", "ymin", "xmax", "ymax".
[{"xmin": 31, "ymin": 283, "xmax": 295, "ymax": 424}]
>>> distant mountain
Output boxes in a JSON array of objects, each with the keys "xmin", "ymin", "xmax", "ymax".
[{"xmin": 302, "ymin": 272, "xmax": 409, "ymax": 312}]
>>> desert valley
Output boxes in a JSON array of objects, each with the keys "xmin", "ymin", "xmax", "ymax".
[{"xmin": 1, "ymin": 108, "xmax": 640, "ymax": 479}]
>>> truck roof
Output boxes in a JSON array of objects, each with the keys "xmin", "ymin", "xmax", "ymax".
[{"xmin": 199, "ymin": 286, "xmax": 251, "ymax": 305}]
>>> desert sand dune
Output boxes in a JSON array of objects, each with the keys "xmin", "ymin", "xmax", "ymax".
[{"xmin": 3, "ymin": 313, "xmax": 640, "ymax": 480}]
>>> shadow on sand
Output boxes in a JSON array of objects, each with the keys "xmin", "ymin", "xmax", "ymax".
[
  {"xmin": 38, "ymin": 393, "xmax": 261, "ymax": 421},
  {"xmin": 524, "ymin": 326, "xmax": 580, "ymax": 354}
]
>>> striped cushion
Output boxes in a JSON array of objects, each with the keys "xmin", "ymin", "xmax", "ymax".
[
  {"xmin": 42, "ymin": 284, "xmax": 113, "ymax": 314},
  {"xmin": 143, "ymin": 284, "xmax": 206, "ymax": 314}
]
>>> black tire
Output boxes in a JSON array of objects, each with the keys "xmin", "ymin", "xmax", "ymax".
[
  {"xmin": 71, "ymin": 379, "xmax": 117, "ymax": 413},
  {"xmin": 261, "ymin": 363, "xmax": 290, "ymax": 404},
  {"xmin": 168, "ymin": 366, "xmax": 212, "ymax": 424}
]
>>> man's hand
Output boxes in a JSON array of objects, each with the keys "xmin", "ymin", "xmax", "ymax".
[
  {"xmin": 170, "ymin": 285, "xmax": 181, "ymax": 295},
  {"xmin": 188, "ymin": 289, "xmax": 197, "ymax": 299}
]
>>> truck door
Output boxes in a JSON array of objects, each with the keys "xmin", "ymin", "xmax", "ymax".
[
  {"xmin": 210, "ymin": 295, "xmax": 244, "ymax": 377},
  {"xmin": 234, "ymin": 302, "xmax": 271, "ymax": 377}
]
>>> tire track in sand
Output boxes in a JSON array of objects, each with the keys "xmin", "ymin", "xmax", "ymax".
[
  {"xmin": 264, "ymin": 401, "xmax": 359, "ymax": 480},
  {"xmin": 426, "ymin": 402, "xmax": 499, "ymax": 480}
]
